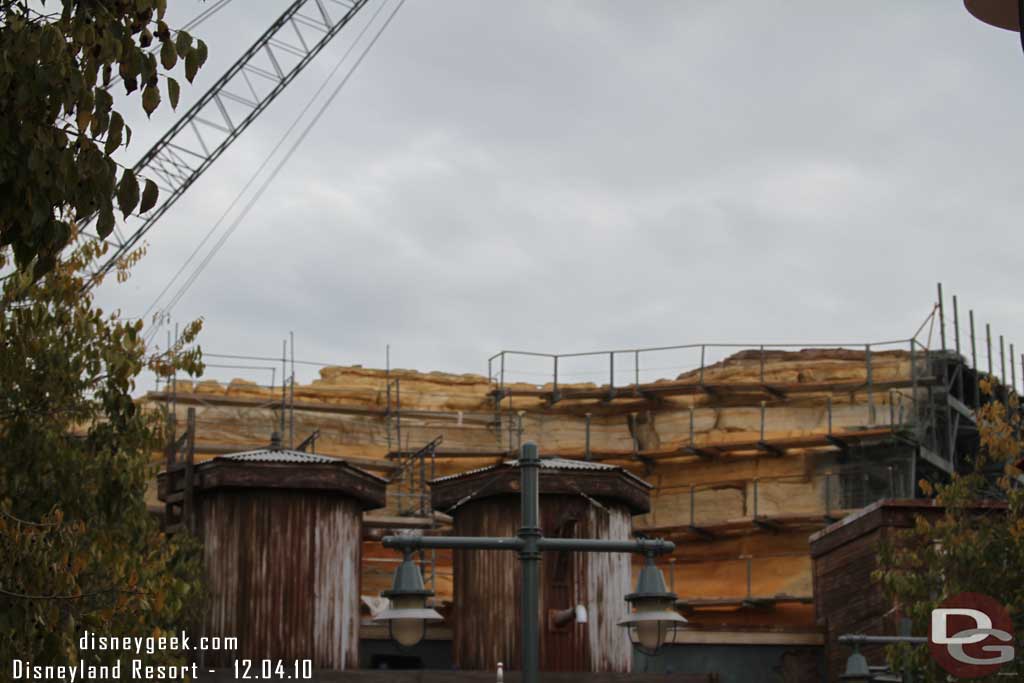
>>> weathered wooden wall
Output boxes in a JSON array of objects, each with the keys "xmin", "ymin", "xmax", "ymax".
[
  {"xmin": 809, "ymin": 501, "xmax": 979, "ymax": 681},
  {"xmin": 450, "ymin": 495, "xmax": 634, "ymax": 673},
  {"xmin": 200, "ymin": 490, "xmax": 363, "ymax": 669}
]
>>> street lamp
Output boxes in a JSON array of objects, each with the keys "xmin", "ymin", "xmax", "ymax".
[
  {"xmin": 839, "ymin": 643, "xmax": 872, "ymax": 682},
  {"xmin": 837, "ymin": 632, "xmax": 928, "ymax": 683},
  {"xmin": 378, "ymin": 442, "xmax": 678, "ymax": 683},
  {"xmin": 374, "ymin": 551, "xmax": 443, "ymax": 647},
  {"xmin": 618, "ymin": 554, "xmax": 687, "ymax": 654}
]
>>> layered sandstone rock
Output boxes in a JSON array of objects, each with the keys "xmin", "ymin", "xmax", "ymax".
[{"xmin": 144, "ymin": 348, "xmax": 927, "ymax": 631}]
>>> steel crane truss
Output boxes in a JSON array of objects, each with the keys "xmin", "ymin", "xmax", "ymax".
[{"xmin": 84, "ymin": 0, "xmax": 372, "ymax": 279}]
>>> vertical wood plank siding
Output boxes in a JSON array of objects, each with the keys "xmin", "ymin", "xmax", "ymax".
[
  {"xmin": 451, "ymin": 495, "xmax": 633, "ymax": 673},
  {"xmin": 200, "ymin": 490, "xmax": 362, "ymax": 669}
]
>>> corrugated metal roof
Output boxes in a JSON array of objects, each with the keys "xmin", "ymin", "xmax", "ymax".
[
  {"xmin": 431, "ymin": 457, "xmax": 651, "ymax": 488},
  {"xmin": 218, "ymin": 449, "xmax": 342, "ymax": 464},
  {"xmin": 211, "ymin": 448, "xmax": 389, "ymax": 483}
]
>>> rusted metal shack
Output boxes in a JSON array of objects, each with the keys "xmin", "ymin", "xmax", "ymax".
[
  {"xmin": 158, "ymin": 437, "xmax": 387, "ymax": 670},
  {"xmin": 431, "ymin": 458, "xmax": 652, "ymax": 673}
]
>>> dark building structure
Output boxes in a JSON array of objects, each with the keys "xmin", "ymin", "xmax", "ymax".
[
  {"xmin": 159, "ymin": 434, "xmax": 387, "ymax": 670},
  {"xmin": 430, "ymin": 457, "xmax": 652, "ymax": 673}
]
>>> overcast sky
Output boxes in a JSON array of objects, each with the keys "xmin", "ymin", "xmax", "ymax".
[{"xmin": 93, "ymin": 0, "xmax": 1024, "ymax": 392}]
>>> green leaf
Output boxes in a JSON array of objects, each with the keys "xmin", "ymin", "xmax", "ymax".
[
  {"xmin": 139, "ymin": 179, "xmax": 158, "ymax": 214},
  {"xmin": 105, "ymin": 113, "xmax": 124, "ymax": 155},
  {"xmin": 141, "ymin": 84, "xmax": 160, "ymax": 117},
  {"xmin": 116, "ymin": 169, "xmax": 140, "ymax": 218},
  {"xmin": 167, "ymin": 77, "xmax": 180, "ymax": 110}
]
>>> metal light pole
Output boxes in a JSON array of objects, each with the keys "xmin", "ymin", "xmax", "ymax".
[
  {"xmin": 378, "ymin": 441, "xmax": 679, "ymax": 682},
  {"xmin": 838, "ymin": 632, "xmax": 927, "ymax": 682}
]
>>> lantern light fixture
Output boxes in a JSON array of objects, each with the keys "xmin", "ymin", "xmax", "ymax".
[
  {"xmin": 373, "ymin": 551, "xmax": 443, "ymax": 648},
  {"xmin": 617, "ymin": 554, "xmax": 687, "ymax": 654},
  {"xmin": 839, "ymin": 643, "xmax": 873, "ymax": 682}
]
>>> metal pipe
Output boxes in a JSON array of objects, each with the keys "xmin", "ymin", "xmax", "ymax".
[
  {"xmin": 538, "ymin": 538, "xmax": 674, "ymax": 554},
  {"xmin": 937, "ymin": 283, "xmax": 946, "ymax": 351},
  {"xmin": 584, "ymin": 412, "xmax": 592, "ymax": 461},
  {"xmin": 760, "ymin": 400, "xmax": 766, "ymax": 441},
  {"xmin": 289, "ymin": 330, "xmax": 295, "ymax": 449},
  {"xmin": 970, "ymin": 310, "xmax": 978, "ymax": 369},
  {"xmin": 865, "ymin": 344, "xmax": 874, "ymax": 425},
  {"xmin": 953, "ymin": 295, "xmax": 961, "ymax": 356},
  {"xmin": 987, "ymin": 323, "xmax": 993, "ymax": 378},
  {"xmin": 630, "ymin": 413, "xmax": 639, "ymax": 459},
  {"xmin": 1012, "ymin": 344, "xmax": 1018, "ymax": 395},
  {"xmin": 1001, "ymin": 335, "xmax": 1007, "ymax": 387},
  {"xmin": 280, "ymin": 339, "xmax": 286, "ymax": 436},
  {"xmin": 396, "ymin": 378, "xmax": 402, "ymax": 453},
  {"xmin": 519, "ymin": 442, "xmax": 541, "ymax": 683},
  {"xmin": 970, "ymin": 311, "xmax": 979, "ymax": 406},
  {"xmin": 838, "ymin": 634, "xmax": 927, "ymax": 645},
  {"xmin": 609, "ymin": 352, "xmax": 615, "ymax": 392},
  {"xmin": 699, "ymin": 345, "xmax": 706, "ymax": 385},
  {"xmin": 383, "ymin": 535, "xmax": 525, "ymax": 551},
  {"xmin": 689, "ymin": 484, "xmax": 696, "ymax": 526}
]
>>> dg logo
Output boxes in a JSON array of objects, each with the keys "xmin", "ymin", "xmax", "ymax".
[{"xmin": 929, "ymin": 592, "xmax": 1016, "ymax": 679}]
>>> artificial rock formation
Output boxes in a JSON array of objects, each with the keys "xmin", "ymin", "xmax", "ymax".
[{"xmin": 145, "ymin": 347, "xmax": 931, "ymax": 644}]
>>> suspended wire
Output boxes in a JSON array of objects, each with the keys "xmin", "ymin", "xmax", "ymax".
[
  {"xmin": 143, "ymin": 0, "xmax": 405, "ymax": 342},
  {"xmin": 178, "ymin": 0, "xmax": 236, "ymax": 33}
]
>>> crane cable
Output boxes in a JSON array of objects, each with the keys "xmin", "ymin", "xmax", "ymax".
[{"xmin": 142, "ymin": 0, "xmax": 405, "ymax": 343}]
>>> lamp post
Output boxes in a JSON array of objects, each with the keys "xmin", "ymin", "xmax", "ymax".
[
  {"xmin": 375, "ymin": 441, "xmax": 682, "ymax": 682},
  {"xmin": 837, "ymin": 633, "xmax": 928, "ymax": 683}
]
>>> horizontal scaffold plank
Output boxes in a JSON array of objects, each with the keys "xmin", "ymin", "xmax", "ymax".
[
  {"xmin": 637, "ymin": 510, "xmax": 857, "ymax": 541},
  {"xmin": 421, "ymin": 426, "xmax": 903, "ymax": 464},
  {"xmin": 491, "ymin": 376, "xmax": 937, "ymax": 403}
]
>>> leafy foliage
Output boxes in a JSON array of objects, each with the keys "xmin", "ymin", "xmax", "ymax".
[
  {"xmin": 0, "ymin": 239, "xmax": 205, "ymax": 669},
  {"xmin": 874, "ymin": 380, "xmax": 1024, "ymax": 681},
  {"xmin": 0, "ymin": 0, "xmax": 208, "ymax": 275}
]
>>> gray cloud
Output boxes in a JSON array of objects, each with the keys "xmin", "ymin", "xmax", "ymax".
[{"xmin": 95, "ymin": 0, "xmax": 1024, "ymax": 389}]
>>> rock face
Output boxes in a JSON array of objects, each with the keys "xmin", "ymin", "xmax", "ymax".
[{"xmin": 144, "ymin": 347, "xmax": 931, "ymax": 640}]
